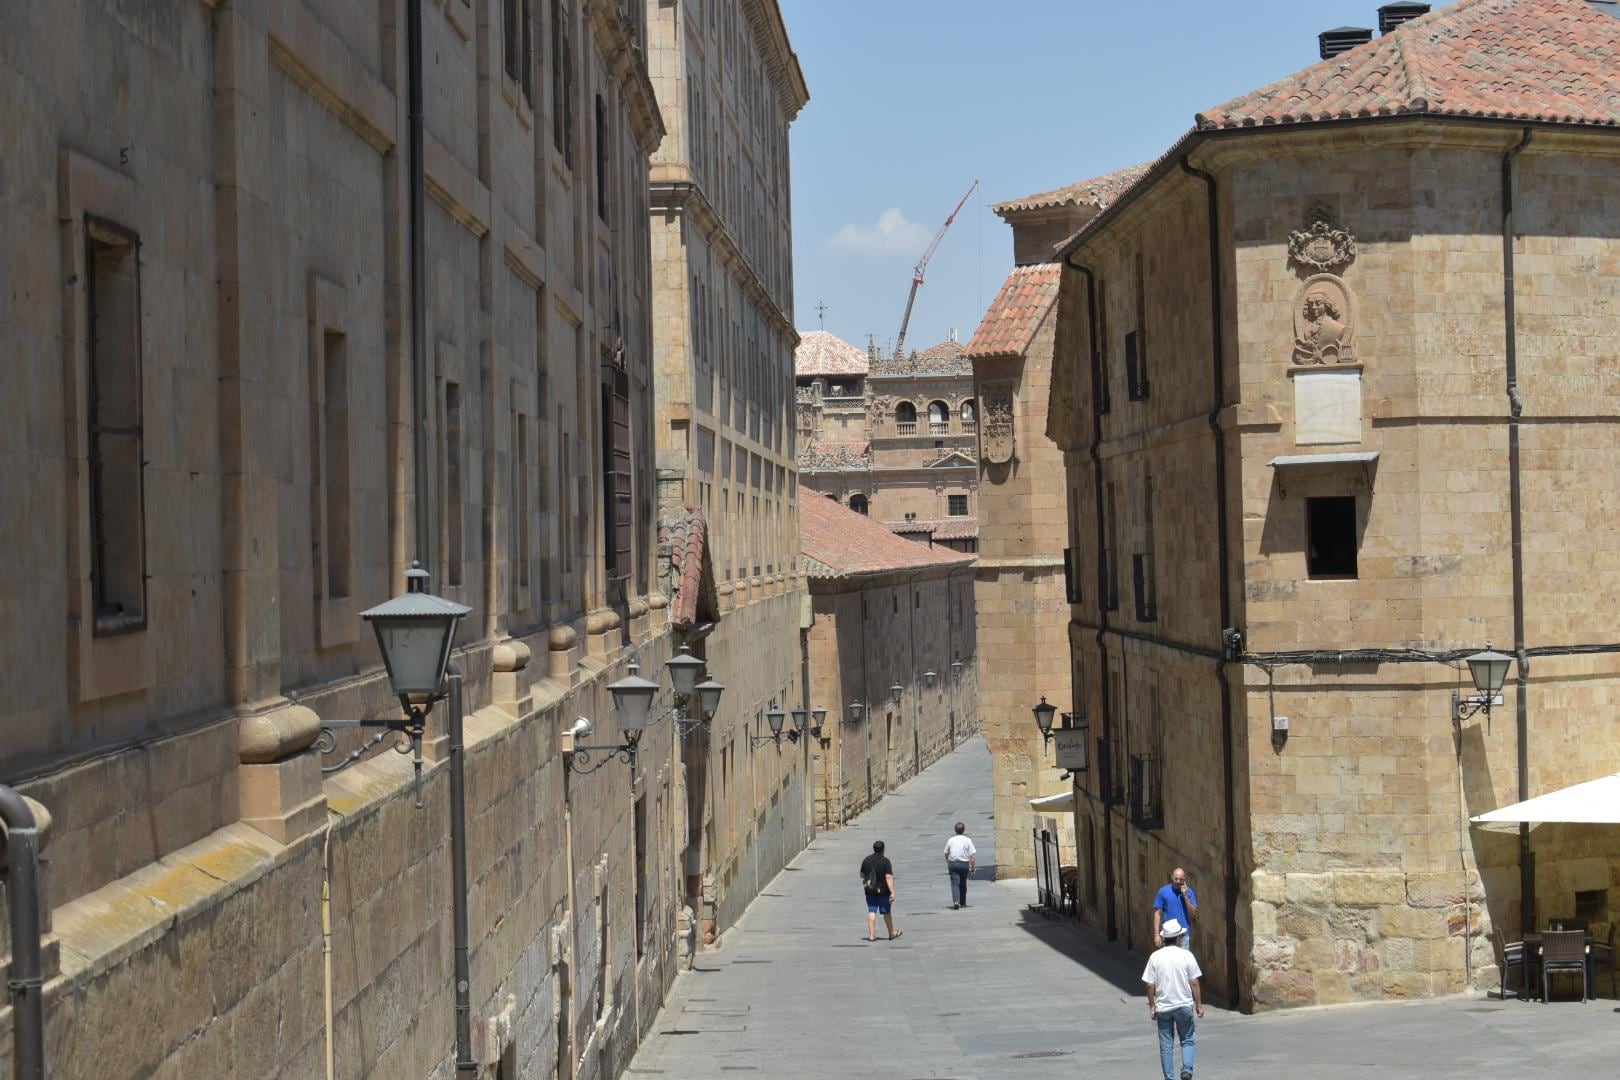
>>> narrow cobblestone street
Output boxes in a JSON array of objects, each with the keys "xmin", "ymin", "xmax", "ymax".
[{"xmin": 630, "ymin": 738, "xmax": 1616, "ymax": 1079}]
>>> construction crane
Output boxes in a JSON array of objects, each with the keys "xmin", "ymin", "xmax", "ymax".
[{"xmin": 893, "ymin": 179, "xmax": 979, "ymax": 361}]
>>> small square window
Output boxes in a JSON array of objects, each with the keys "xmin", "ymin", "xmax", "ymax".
[
  {"xmin": 1306, "ymin": 496, "xmax": 1358, "ymax": 578},
  {"xmin": 948, "ymin": 494, "xmax": 968, "ymax": 517}
]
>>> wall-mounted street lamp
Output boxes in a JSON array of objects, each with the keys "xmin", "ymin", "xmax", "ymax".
[
  {"xmin": 790, "ymin": 705, "xmax": 830, "ymax": 741},
  {"xmin": 951, "ymin": 658, "xmax": 963, "ymax": 681},
  {"xmin": 922, "ymin": 670, "xmax": 937, "ymax": 689},
  {"xmin": 563, "ymin": 646, "xmax": 728, "ymax": 774},
  {"xmin": 890, "ymin": 682, "xmax": 903, "ymax": 706},
  {"xmin": 847, "ymin": 700, "xmax": 865, "ymax": 724},
  {"xmin": 1032, "ymin": 696, "xmax": 1058, "ymax": 746},
  {"xmin": 750, "ymin": 701, "xmax": 792, "ymax": 747},
  {"xmin": 1453, "ymin": 644, "xmax": 1515, "ymax": 726}
]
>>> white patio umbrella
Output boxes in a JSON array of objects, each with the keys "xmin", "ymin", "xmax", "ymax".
[{"xmin": 1471, "ymin": 771, "xmax": 1620, "ymax": 826}]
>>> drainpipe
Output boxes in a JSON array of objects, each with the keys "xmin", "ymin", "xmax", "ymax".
[
  {"xmin": 0, "ymin": 786, "xmax": 45, "ymax": 1080},
  {"xmin": 408, "ymin": 0, "xmax": 433, "ymax": 573},
  {"xmin": 1179, "ymin": 156, "xmax": 1241, "ymax": 1008},
  {"xmin": 1501, "ymin": 127, "xmax": 1534, "ymax": 934},
  {"xmin": 446, "ymin": 664, "xmax": 477, "ymax": 1074},
  {"xmin": 1065, "ymin": 256, "xmax": 1117, "ymax": 942}
]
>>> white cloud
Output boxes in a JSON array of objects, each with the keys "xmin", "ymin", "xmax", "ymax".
[{"xmin": 826, "ymin": 208, "xmax": 930, "ymax": 257}]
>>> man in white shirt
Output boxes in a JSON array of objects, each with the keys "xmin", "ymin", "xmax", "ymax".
[
  {"xmin": 1141, "ymin": 919, "xmax": 1203, "ymax": 1080},
  {"xmin": 943, "ymin": 822, "xmax": 976, "ymax": 909}
]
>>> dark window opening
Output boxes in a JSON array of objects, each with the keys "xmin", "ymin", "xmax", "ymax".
[
  {"xmin": 1306, "ymin": 496, "xmax": 1358, "ymax": 578},
  {"xmin": 1124, "ymin": 330, "xmax": 1149, "ymax": 401},
  {"xmin": 86, "ymin": 217, "xmax": 147, "ymax": 634},
  {"xmin": 948, "ymin": 494, "xmax": 968, "ymax": 517},
  {"xmin": 848, "ymin": 493, "xmax": 868, "ymax": 515},
  {"xmin": 503, "ymin": 0, "xmax": 534, "ymax": 101},
  {"xmin": 1062, "ymin": 546, "xmax": 1081, "ymax": 604},
  {"xmin": 552, "ymin": 0, "xmax": 575, "ymax": 167},
  {"xmin": 595, "ymin": 94, "xmax": 609, "ymax": 223},
  {"xmin": 601, "ymin": 364, "xmax": 633, "ymax": 580}
]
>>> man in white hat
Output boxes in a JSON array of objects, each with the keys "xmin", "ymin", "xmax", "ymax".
[{"xmin": 1141, "ymin": 918, "xmax": 1203, "ymax": 1080}]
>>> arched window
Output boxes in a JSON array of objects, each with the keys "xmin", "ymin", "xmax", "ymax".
[
  {"xmin": 849, "ymin": 493, "xmax": 869, "ymax": 515},
  {"xmin": 928, "ymin": 400, "xmax": 949, "ymax": 434},
  {"xmin": 895, "ymin": 401, "xmax": 917, "ymax": 434}
]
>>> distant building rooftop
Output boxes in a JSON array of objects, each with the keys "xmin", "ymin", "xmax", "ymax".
[
  {"xmin": 801, "ymin": 495, "xmax": 974, "ymax": 579},
  {"xmin": 795, "ymin": 330, "xmax": 870, "ymax": 378}
]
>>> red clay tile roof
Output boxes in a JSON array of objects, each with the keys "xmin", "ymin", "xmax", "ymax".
[
  {"xmin": 794, "ymin": 330, "xmax": 870, "ymax": 378},
  {"xmin": 800, "ymin": 496, "xmax": 974, "ymax": 579},
  {"xmin": 965, "ymin": 263, "xmax": 1062, "ymax": 358},
  {"xmin": 1198, "ymin": 0, "xmax": 1620, "ymax": 131},
  {"xmin": 914, "ymin": 338, "xmax": 965, "ymax": 360},
  {"xmin": 889, "ymin": 518, "xmax": 980, "ymax": 541},
  {"xmin": 661, "ymin": 506, "xmax": 717, "ymax": 629},
  {"xmin": 992, "ymin": 164, "xmax": 1153, "ymax": 216}
]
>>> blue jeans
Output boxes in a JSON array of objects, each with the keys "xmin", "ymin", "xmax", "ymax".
[{"xmin": 1156, "ymin": 1006, "xmax": 1195, "ymax": 1079}]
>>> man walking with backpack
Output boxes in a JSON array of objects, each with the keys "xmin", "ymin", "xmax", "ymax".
[{"xmin": 859, "ymin": 840, "xmax": 901, "ymax": 941}]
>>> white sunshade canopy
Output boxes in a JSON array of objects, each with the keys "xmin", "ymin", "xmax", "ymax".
[
  {"xmin": 1471, "ymin": 772, "xmax": 1620, "ymax": 825},
  {"xmin": 1029, "ymin": 791, "xmax": 1076, "ymax": 812}
]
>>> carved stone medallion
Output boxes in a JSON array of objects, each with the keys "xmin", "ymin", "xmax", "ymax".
[
  {"xmin": 979, "ymin": 384, "xmax": 1015, "ymax": 464},
  {"xmin": 1292, "ymin": 274, "xmax": 1356, "ymax": 366},
  {"xmin": 1287, "ymin": 204, "xmax": 1357, "ymax": 273}
]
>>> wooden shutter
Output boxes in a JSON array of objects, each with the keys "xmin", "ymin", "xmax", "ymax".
[{"xmin": 602, "ymin": 364, "xmax": 632, "ymax": 580}]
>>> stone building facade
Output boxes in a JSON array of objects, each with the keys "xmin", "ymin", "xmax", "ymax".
[
  {"xmin": 1047, "ymin": 0, "xmax": 1620, "ymax": 1011},
  {"xmin": 644, "ymin": 0, "xmax": 810, "ymax": 946},
  {"xmin": 796, "ymin": 332, "xmax": 980, "ymax": 552},
  {"xmin": 799, "ymin": 496, "xmax": 979, "ymax": 828},
  {"xmin": 962, "ymin": 172, "xmax": 1144, "ymax": 878},
  {"xmin": 0, "ymin": 2, "xmax": 793, "ymax": 1078}
]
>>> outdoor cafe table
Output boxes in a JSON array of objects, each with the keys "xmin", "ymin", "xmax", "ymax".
[{"xmin": 1520, "ymin": 932, "xmax": 1595, "ymax": 1000}]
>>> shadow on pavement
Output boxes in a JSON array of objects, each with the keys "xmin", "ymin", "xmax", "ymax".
[{"xmin": 1011, "ymin": 905, "xmax": 1146, "ymax": 1001}]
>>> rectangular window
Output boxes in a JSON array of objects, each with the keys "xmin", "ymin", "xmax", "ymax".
[
  {"xmin": 634, "ymin": 796, "xmax": 648, "ymax": 960},
  {"xmin": 85, "ymin": 217, "xmax": 147, "ymax": 633},
  {"xmin": 1062, "ymin": 546, "xmax": 1082, "ymax": 604},
  {"xmin": 1124, "ymin": 330, "xmax": 1149, "ymax": 401},
  {"xmin": 595, "ymin": 94, "xmax": 609, "ymax": 222},
  {"xmin": 513, "ymin": 411, "xmax": 530, "ymax": 592},
  {"xmin": 1096, "ymin": 279, "xmax": 1111, "ymax": 417},
  {"xmin": 442, "ymin": 381, "xmax": 463, "ymax": 587},
  {"xmin": 552, "ymin": 0, "xmax": 575, "ymax": 167},
  {"xmin": 321, "ymin": 332, "xmax": 352, "ymax": 599},
  {"xmin": 948, "ymin": 494, "xmax": 968, "ymax": 517},
  {"xmin": 1134, "ymin": 471, "xmax": 1156, "ymax": 621},
  {"xmin": 1306, "ymin": 496, "xmax": 1358, "ymax": 578},
  {"xmin": 601, "ymin": 365, "xmax": 632, "ymax": 580},
  {"xmin": 1103, "ymin": 481, "xmax": 1119, "ymax": 611},
  {"xmin": 503, "ymin": 0, "xmax": 533, "ymax": 100}
]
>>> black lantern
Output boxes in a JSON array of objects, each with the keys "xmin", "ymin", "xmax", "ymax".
[
  {"xmin": 607, "ymin": 664, "xmax": 659, "ymax": 734},
  {"xmin": 765, "ymin": 703, "xmax": 787, "ymax": 736},
  {"xmin": 1466, "ymin": 645, "xmax": 1513, "ymax": 696},
  {"xmin": 849, "ymin": 700, "xmax": 864, "ymax": 723},
  {"xmin": 950, "ymin": 659, "xmax": 963, "ymax": 680},
  {"xmin": 890, "ymin": 682, "xmax": 903, "ymax": 706},
  {"xmin": 791, "ymin": 707, "xmax": 809, "ymax": 734},
  {"xmin": 1032, "ymin": 696, "xmax": 1058, "ymax": 742},
  {"xmin": 695, "ymin": 676, "xmax": 726, "ymax": 719},
  {"xmin": 810, "ymin": 706, "xmax": 828, "ymax": 738},
  {"xmin": 666, "ymin": 645, "xmax": 705, "ymax": 700},
  {"xmin": 922, "ymin": 670, "xmax": 937, "ymax": 688},
  {"xmin": 361, "ymin": 561, "xmax": 471, "ymax": 701}
]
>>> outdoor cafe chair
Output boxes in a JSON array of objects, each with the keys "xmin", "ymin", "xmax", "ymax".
[
  {"xmin": 1541, "ymin": 929, "xmax": 1589, "ymax": 1003},
  {"xmin": 1496, "ymin": 930, "xmax": 1529, "ymax": 1000}
]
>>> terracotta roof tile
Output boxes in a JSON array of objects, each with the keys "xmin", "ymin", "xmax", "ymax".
[
  {"xmin": 965, "ymin": 263, "xmax": 1062, "ymax": 358},
  {"xmin": 800, "ymin": 496, "xmax": 974, "ymax": 579},
  {"xmin": 794, "ymin": 330, "xmax": 870, "ymax": 378},
  {"xmin": 889, "ymin": 518, "xmax": 980, "ymax": 541},
  {"xmin": 660, "ymin": 506, "xmax": 714, "ymax": 628},
  {"xmin": 992, "ymin": 164, "xmax": 1153, "ymax": 216},
  {"xmin": 914, "ymin": 338, "xmax": 965, "ymax": 360},
  {"xmin": 1198, "ymin": 0, "xmax": 1620, "ymax": 131}
]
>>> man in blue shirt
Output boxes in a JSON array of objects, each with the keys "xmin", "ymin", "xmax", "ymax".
[{"xmin": 1153, "ymin": 867, "xmax": 1198, "ymax": 951}]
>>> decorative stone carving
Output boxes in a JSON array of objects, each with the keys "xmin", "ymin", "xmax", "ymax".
[
  {"xmin": 1287, "ymin": 203, "xmax": 1357, "ymax": 272},
  {"xmin": 1292, "ymin": 274, "xmax": 1356, "ymax": 366},
  {"xmin": 980, "ymin": 384, "xmax": 1015, "ymax": 464},
  {"xmin": 871, "ymin": 395, "xmax": 895, "ymax": 415},
  {"xmin": 797, "ymin": 443, "xmax": 873, "ymax": 471}
]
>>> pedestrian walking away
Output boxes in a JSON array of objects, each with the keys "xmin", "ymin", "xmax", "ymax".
[
  {"xmin": 943, "ymin": 821, "xmax": 976, "ymax": 909},
  {"xmin": 1153, "ymin": 866, "xmax": 1198, "ymax": 950},
  {"xmin": 1142, "ymin": 919, "xmax": 1204, "ymax": 1080},
  {"xmin": 859, "ymin": 840, "xmax": 902, "ymax": 941}
]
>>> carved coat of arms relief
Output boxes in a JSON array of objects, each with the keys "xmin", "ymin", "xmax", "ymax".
[{"xmin": 979, "ymin": 384, "xmax": 1015, "ymax": 464}]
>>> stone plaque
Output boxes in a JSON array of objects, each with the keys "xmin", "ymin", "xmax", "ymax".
[
  {"xmin": 1294, "ymin": 370, "xmax": 1362, "ymax": 446},
  {"xmin": 1053, "ymin": 727, "xmax": 1088, "ymax": 771},
  {"xmin": 980, "ymin": 385, "xmax": 1014, "ymax": 464}
]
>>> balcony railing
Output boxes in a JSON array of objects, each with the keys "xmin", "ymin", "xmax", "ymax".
[
  {"xmin": 962, "ymin": 420, "xmax": 977, "ymax": 435},
  {"xmin": 896, "ymin": 421, "xmax": 917, "ymax": 435},
  {"xmin": 929, "ymin": 421, "xmax": 950, "ymax": 436},
  {"xmin": 1130, "ymin": 753, "xmax": 1163, "ymax": 829}
]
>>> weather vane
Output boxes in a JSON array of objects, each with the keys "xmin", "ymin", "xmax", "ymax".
[{"xmin": 815, "ymin": 300, "xmax": 828, "ymax": 329}]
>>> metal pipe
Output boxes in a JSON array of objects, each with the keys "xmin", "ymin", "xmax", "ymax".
[
  {"xmin": 408, "ymin": 0, "xmax": 433, "ymax": 574},
  {"xmin": 1179, "ymin": 156, "xmax": 1241, "ymax": 1009},
  {"xmin": 1501, "ymin": 127, "xmax": 1534, "ymax": 934},
  {"xmin": 0, "ymin": 785, "xmax": 45, "ymax": 1080},
  {"xmin": 446, "ymin": 665, "xmax": 477, "ymax": 1073},
  {"xmin": 1065, "ymin": 256, "xmax": 1117, "ymax": 942}
]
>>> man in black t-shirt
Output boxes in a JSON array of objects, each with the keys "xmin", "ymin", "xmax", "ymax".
[{"xmin": 859, "ymin": 840, "xmax": 902, "ymax": 941}]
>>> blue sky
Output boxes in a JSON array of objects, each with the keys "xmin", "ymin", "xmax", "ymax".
[{"xmin": 779, "ymin": 0, "xmax": 1390, "ymax": 352}]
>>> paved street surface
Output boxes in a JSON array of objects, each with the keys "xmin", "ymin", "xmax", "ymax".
[{"xmin": 629, "ymin": 738, "xmax": 1617, "ymax": 1079}]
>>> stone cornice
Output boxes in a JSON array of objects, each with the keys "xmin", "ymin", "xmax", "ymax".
[
  {"xmin": 585, "ymin": 0, "xmax": 666, "ymax": 153},
  {"xmin": 740, "ymin": 0, "xmax": 810, "ymax": 121},
  {"xmin": 650, "ymin": 179, "xmax": 797, "ymax": 344}
]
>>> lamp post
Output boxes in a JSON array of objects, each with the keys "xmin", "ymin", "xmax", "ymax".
[
  {"xmin": 1453, "ymin": 644, "xmax": 1515, "ymax": 726},
  {"xmin": 316, "ymin": 561, "xmax": 476, "ymax": 1074},
  {"xmin": 565, "ymin": 647, "xmax": 727, "ymax": 773}
]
